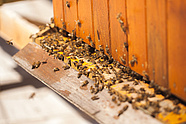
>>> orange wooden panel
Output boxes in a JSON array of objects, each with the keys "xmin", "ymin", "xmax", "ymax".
[
  {"xmin": 167, "ymin": 0, "xmax": 186, "ymax": 101},
  {"xmin": 93, "ymin": 0, "xmax": 110, "ymax": 51},
  {"xmin": 109, "ymin": 0, "xmax": 128, "ymax": 65},
  {"xmin": 63, "ymin": 0, "xmax": 77, "ymax": 33},
  {"xmin": 127, "ymin": 0, "xmax": 147, "ymax": 76},
  {"xmin": 146, "ymin": 0, "xmax": 168, "ymax": 87},
  {"xmin": 53, "ymin": 0, "xmax": 64, "ymax": 28},
  {"xmin": 77, "ymin": 0, "xmax": 94, "ymax": 45}
]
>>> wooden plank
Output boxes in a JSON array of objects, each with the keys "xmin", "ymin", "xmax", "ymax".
[
  {"xmin": 93, "ymin": 0, "xmax": 110, "ymax": 52},
  {"xmin": 77, "ymin": 0, "xmax": 94, "ymax": 45},
  {"xmin": 167, "ymin": 0, "xmax": 186, "ymax": 101},
  {"xmin": 13, "ymin": 42, "xmax": 162, "ymax": 124},
  {"xmin": 109, "ymin": 0, "xmax": 128, "ymax": 65},
  {"xmin": 53, "ymin": 0, "xmax": 64, "ymax": 28},
  {"xmin": 63, "ymin": 0, "xmax": 77, "ymax": 33},
  {"xmin": 146, "ymin": 0, "xmax": 168, "ymax": 87},
  {"xmin": 127, "ymin": 0, "xmax": 147, "ymax": 76}
]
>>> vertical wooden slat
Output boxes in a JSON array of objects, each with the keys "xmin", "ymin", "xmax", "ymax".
[
  {"xmin": 127, "ymin": 0, "xmax": 147, "ymax": 76},
  {"xmin": 53, "ymin": 0, "xmax": 64, "ymax": 28},
  {"xmin": 93, "ymin": 0, "xmax": 110, "ymax": 51},
  {"xmin": 168, "ymin": 0, "xmax": 186, "ymax": 101},
  {"xmin": 63, "ymin": 0, "xmax": 77, "ymax": 33},
  {"xmin": 146, "ymin": 0, "xmax": 168, "ymax": 87},
  {"xmin": 77, "ymin": 0, "xmax": 94, "ymax": 45},
  {"xmin": 109, "ymin": 0, "xmax": 128, "ymax": 65}
]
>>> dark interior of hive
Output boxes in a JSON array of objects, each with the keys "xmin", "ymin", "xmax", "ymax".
[{"xmin": 13, "ymin": 0, "xmax": 186, "ymax": 124}]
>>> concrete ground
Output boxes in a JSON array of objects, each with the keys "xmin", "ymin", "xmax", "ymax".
[{"xmin": 0, "ymin": 37, "xmax": 98, "ymax": 124}]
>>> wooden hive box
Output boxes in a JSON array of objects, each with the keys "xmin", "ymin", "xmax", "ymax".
[{"xmin": 53, "ymin": 0, "xmax": 186, "ymax": 101}]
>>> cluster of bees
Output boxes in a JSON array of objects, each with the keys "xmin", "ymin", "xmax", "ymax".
[{"xmin": 31, "ymin": 18, "xmax": 185, "ymax": 119}]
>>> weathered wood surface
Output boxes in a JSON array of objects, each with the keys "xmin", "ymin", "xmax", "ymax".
[
  {"xmin": 167, "ymin": 0, "xmax": 186, "ymax": 101},
  {"xmin": 13, "ymin": 42, "xmax": 162, "ymax": 124},
  {"xmin": 146, "ymin": 0, "xmax": 168, "ymax": 87}
]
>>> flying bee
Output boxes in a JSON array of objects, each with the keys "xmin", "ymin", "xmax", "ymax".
[
  {"xmin": 81, "ymin": 80, "xmax": 89, "ymax": 87},
  {"xmin": 117, "ymin": 105, "xmax": 128, "ymax": 117},
  {"xmin": 6, "ymin": 39, "xmax": 13, "ymax": 45},
  {"xmin": 62, "ymin": 65, "xmax": 70, "ymax": 70},
  {"xmin": 91, "ymin": 95, "xmax": 99, "ymax": 100},
  {"xmin": 53, "ymin": 67, "xmax": 60, "ymax": 72}
]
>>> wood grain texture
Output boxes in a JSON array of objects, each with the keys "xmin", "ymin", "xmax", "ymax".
[
  {"xmin": 53, "ymin": 0, "xmax": 64, "ymax": 28},
  {"xmin": 146, "ymin": 0, "xmax": 168, "ymax": 87},
  {"xmin": 63, "ymin": 0, "xmax": 77, "ymax": 33},
  {"xmin": 109, "ymin": 0, "xmax": 128, "ymax": 65},
  {"xmin": 13, "ymin": 42, "xmax": 162, "ymax": 124},
  {"xmin": 127, "ymin": 0, "xmax": 147, "ymax": 76},
  {"xmin": 77, "ymin": 0, "xmax": 94, "ymax": 45},
  {"xmin": 167, "ymin": 0, "xmax": 186, "ymax": 101},
  {"xmin": 93, "ymin": 0, "xmax": 110, "ymax": 51}
]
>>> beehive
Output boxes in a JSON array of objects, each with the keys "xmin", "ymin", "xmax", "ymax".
[{"xmin": 53, "ymin": 0, "xmax": 186, "ymax": 101}]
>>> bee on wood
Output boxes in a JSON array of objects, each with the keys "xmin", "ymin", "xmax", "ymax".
[
  {"xmin": 77, "ymin": 71, "xmax": 82, "ymax": 78},
  {"xmin": 29, "ymin": 34, "xmax": 35, "ymax": 39},
  {"xmin": 124, "ymin": 42, "xmax": 128, "ymax": 51},
  {"xmin": 32, "ymin": 62, "xmax": 36, "ymax": 69},
  {"xmin": 51, "ymin": 17, "xmax": 54, "ymax": 24},
  {"xmin": 29, "ymin": 92, "xmax": 36, "ymax": 99},
  {"xmin": 66, "ymin": 1, "xmax": 70, "ymax": 8},
  {"xmin": 99, "ymin": 45, "xmax": 104, "ymax": 52},
  {"xmin": 62, "ymin": 65, "xmax": 70, "ymax": 70},
  {"xmin": 99, "ymin": 84, "xmax": 104, "ymax": 91},
  {"xmin": 53, "ymin": 67, "xmax": 60, "ymax": 72},
  {"xmin": 90, "ymin": 86, "xmax": 95, "ymax": 93},
  {"xmin": 94, "ymin": 88, "xmax": 99, "ymax": 94},
  {"xmin": 91, "ymin": 95, "xmax": 99, "ymax": 101},
  {"xmin": 112, "ymin": 96, "xmax": 116, "ymax": 102},
  {"xmin": 117, "ymin": 105, "xmax": 128, "ymax": 117},
  {"xmin": 6, "ymin": 39, "xmax": 13, "ymax": 45},
  {"xmin": 120, "ymin": 57, "xmax": 126, "ymax": 65},
  {"xmin": 105, "ymin": 44, "xmax": 110, "ymax": 54},
  {"xmin": 35, "ymin": 61, "xmax": 41, "ymax": 68},
  {"xmin": 81, "ymin": 80, "xmax": 89, "ymax": 87}
]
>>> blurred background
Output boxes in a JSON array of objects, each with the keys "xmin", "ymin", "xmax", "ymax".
[{"xmin": 0, "ymin": 0, "xmax": 97, "ymax": 123}]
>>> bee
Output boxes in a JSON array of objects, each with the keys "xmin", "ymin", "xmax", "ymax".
[
  {"xmin": 117, "ymin": 105, "xmax": 128, "ymax": 117},
  {"xmin": 94, "ymin": 88, "xmax": 99, "ymax": 94},
  {"xmin": 53, "ymin": 67, "xmax": 60, "ymax": 72},
  {"xmin": 29, "ymin": 92, "xmax": 36, "ymax": 99},
  {"xmin": 98, "ymin": 84, "xmax": 104, "ymax": 91},
  {"xmin": 173, "ymin": 106, "xmax": 181, "ymax": 114},
  {"xmin": 51, "ymin": 17, "xmax": 54, "ymax": 24},
  {"xmin": 173, "ymin": 99, "xmax": 179, "ymax": 105},
  {"xmin": 91, "ymin": 95, "xmax": 99, "ymax": 100},
  {"xmin": 62, "ymin": 65, "xmax": 70, "ymax": 70},
  {"xmin": 6, "ymin": 39, "xmax": 13, "ymax": 45},
  {"xmin": 105, "ymin": 44, "xmax": 110, "ymax": 54},
  {"xmin": 99, "ymin": 45, "xmax": 104, "ymax": 52},
  {"xmin": 77, "ymin": 71, "xmax": 82, "ymax": 78},
  {"xmin": 32, "ymin": 62, "xmax": 36, "ymax": 69},
  {"xmin": 124, "ymin": 42, "xmax": 128, "ymax": 51},
  {"xmin": 120, "ymin": 57, "xmax": 126, "ymax": 65},
  {"xmin": 90, "ymin": 86, "xmax": 95, "ymax": 93},
  {"xmin": 66, "ymin": 1, "xmax": 70, "ymax": 8},
  {"xmin": 29, "ymin": 34, "xmax": 35, "ymax": 39},
  {"xmin": 121, "ymin": 84, "xmax": 129, "ymax": 90},
  {"xmin": 112, "ymin": 96, "xmax": 116, "ymax": 102},
  {"xmin": 81, "ymin": 80, "xmax": 89, "ymax": 87},
  {"xmin": 35, "ymin": 61, "xmax": 41, "ymax": 68}
]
